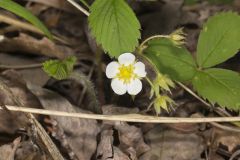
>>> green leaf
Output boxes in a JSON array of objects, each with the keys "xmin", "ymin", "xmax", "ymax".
[
  {"xmin": 43, "ymin": 56, "xmax": 77, "ymax": 80},
  {"xmin": 88, "ymin": 0, "xmax": 141, "ymax": 57},
  {"xmin": 144, "ymin": 38, "xmax": 197, "ymax": 82},
  {"xmin": 192, "ymin": 68, "xmax": 240, "ymax": 110},
  {"xmin": 0, "ymin": 0, "xmax": 52, "ymax": 39},
  {"xmin": 197, "ymin": 12, "xmax": 240, "ymax": 68}
]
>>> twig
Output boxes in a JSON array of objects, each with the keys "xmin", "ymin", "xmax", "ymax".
[
  {"xmin": 210, "ymin": 122, "xmax": 240, "ymax": 133},
  {"xmin": 0, "ymin": 14, "xmax": 68, "ymax": 44},
  {"xmin": 1, "ymin": 105, "xmax": 240, "ymax": 123},
  {"xmin": 176, "ymin": 82, "xmax": 237, "ymax": 119},
  {"xmin": 0, "ymin": 61, "xmax": 89, "ymax": 70},
  {"xmin": 177, "ymin": 82, "xmax": 211, "ymax": 107},
  {"xmin": 0, "ymin": 81, "xmax": 64, "ymax": 160},
  {"xmin": 229, "ymin": 149, "xmax": 240, "ymax": 160},
  {"xmin": 78, "ymin": 64, "xmax": 95, "ymax": 106},
  {"xmin": 0, "ymin": 14, "xmax": 42, "ymax": 34},
  {"xmin": 96, "ymin": 49, "xmax": 105, "ymax": 105},
  {"xmin": 66, "ymin": 0, "xmax": 90, "ymax": 16},
  {"xmin": 0, "ymin": 63, "xmax": 42, "ymax": 70},
  {"xmin": 138, "ymin": 35, "xmax": 169, "ymax": 53}
]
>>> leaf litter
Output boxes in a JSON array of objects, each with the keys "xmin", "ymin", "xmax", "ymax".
[{"xmin": 0, "ymin": 0, "xmax": 240, "ymax": 160}]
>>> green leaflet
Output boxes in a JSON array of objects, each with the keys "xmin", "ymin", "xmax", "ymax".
[
  {"xmin": 0, "ymin": 0, "xmax": 52, "ymax": 39},
  {"xmin": 88, "ymin": 0, "xmax": 141, "ymax": 57},
  {"xmin": 197, "ymin": 12, "xmax": 240, "ymax": 68},
  {"xmin": 43, "ymin": 56, "xmax": 77, "ymax": 80},
  {"xmin": 192, "ymin": 68, "xmax": 240, "ymax": 110},
  {"xmin": 144, "ymin": 38, "xmax": 197, "ymax": 82}
]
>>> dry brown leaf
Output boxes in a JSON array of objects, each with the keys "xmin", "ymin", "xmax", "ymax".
[
  {"xmin": 15, "ymin": 140, "xmax": 49, "ymax": 160},
  {"xmin": 0, "ymin": 70, "xmax": 42, "ymax": 134},
  {"xmin": 140, "ymin": 125, "xmax": 205, "ymax": 160},
  {"xmin": 113, "ymin": 147, "xmax": 131, "ymax": 160},
  {"xmin": 29, "ymin": 85, "xmax": 99, "ymax": 160},
  {"xmin": 0, "ymin": 53, "xmax": 49, "ymax": 86},
  {"xmin": 27, "ymin": 0, "xmax": 76, "ymax": 13},
  {"xmin": 25, "ymin": 2, "xmax": 49, "ymax": 16},
  {"xmin": 0, "ymin": 70, "xmax": 65, "ymax": 160},
  {"xmin": 102, "ymin": 105, "xmax": 139, "ymax": 115},
  {"xmin": 0, "ymin": 33, "xmax": 71, "ymax": 58},
  {"xmin": 212, "ymin": 128, "xmax": 240, "ymax": 153},
  {"xmin": 102, "ymin": 105, "xmax": 150, "ymax": 158},
  {"xmin": 97, "ymin": 129, "xmax": 114, "ymax": 160},
  {"xmin": 115, "ymin": 122, "xmax": 150, "ymax": 157},
  {"xmin": 45, "ymin": 72, "xmax": 100, "ymax": 113},
  {"xmin": 0, "ymin": 137, "xmax": 21, "ymax": 160}
]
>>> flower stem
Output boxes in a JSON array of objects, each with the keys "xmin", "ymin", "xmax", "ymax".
[
  {"xmin": 145, "ymin": 76, "xmax": 154, "ymax": 88},
  {"xmin": 138, "ymin": 35, "xmax": 169, "ymax": 54}
]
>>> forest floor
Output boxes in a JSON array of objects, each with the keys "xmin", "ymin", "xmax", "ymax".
[{"xmin": 0, "ymin": 0, "xmax": 240, "ymax": 160}]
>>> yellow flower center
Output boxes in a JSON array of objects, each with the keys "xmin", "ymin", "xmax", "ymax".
[{"xmin": 116, "ymin": 64, "xmax": 135, "ymax": 84}]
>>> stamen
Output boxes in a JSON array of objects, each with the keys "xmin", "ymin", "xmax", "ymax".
[{"xmin": 116, "ymin": 64, "xmax": 136, "ymax": 84}]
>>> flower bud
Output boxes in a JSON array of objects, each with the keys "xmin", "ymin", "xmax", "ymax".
[
  {"xmin": 155, "ymin": 73, "xmax": 175, "ymax": 92},
  {"xmin": 153, "ymin": 95, "xmax": 174, "ymax": 115},
  {"xmin": 169, "ymin": 28, "xmax": 186, "ymax": 46}
]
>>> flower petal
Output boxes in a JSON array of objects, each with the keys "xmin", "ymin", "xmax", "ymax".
[
  {"xmin": 106, "ymin": 62, "xmax": 119, "ymax": 78},
  {"xmin": 134, "ymin": 62, "xmax": 146, "ymax": 77},
  {"xmin": 118, "ymin": 53, "xmax": 135, "ymax": 65},
  {"xmin": 111, "ymin": 78, "xmax": 127, "ymax": 95},
  {"xmin": 127, "ymin": 79, "xmax": 142, "ymax": 95}
]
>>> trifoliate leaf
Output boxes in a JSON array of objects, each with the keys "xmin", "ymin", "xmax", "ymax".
[
  {"xmin": 88, "ymin": 0, "xmax": 141, "ymax": 57},
  {"xmin": 197, "ymin": 12, "xmax": 240, "ymax": 68},
  {"xmin": 43, "ymin": 56, "xmax": 77, "ymax": 80},
  {"xmin": 192, "ymin": 68, "xmax": 240, "ymax": 110},
  {"xmin": 144, "ymin": 38, "xmax": 197, "ymax": 82},
  {"xmin": 0, "ymin": 0, "xmax": 52, "ymax": 39}
]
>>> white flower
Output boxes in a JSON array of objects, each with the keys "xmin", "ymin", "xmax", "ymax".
[{"xmin": 106, "ymin": 53, "xmax": 147, "ymax": 95}]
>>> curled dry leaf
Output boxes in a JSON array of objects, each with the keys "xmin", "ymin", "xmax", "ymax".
[
  {"xmin": 96, "ymin": 129, "xmax": 114, "ymax": 160},
  {"xmin": 102, "ymin": 105, "xmax": 150, "ymax": 158},
  {"xmin": 29, "ymin": 84, "xmax": 99, "ymax": 160},
  {"xmin": 0, "ymin": 33, "xmax": 72, "ymax": 59},
  {"xmin": 97, "ymin": 128, "xmax": 133, "ymax": 160},
  {"xmin": 114, "ymin": 122, "xmax": 150, "ymax": 157}
]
